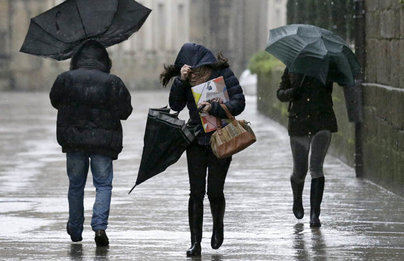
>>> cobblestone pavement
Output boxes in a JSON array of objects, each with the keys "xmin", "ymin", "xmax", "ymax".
[{"xmin": 0, "ymin": 92, "xmax": 403, "ymax": 260}]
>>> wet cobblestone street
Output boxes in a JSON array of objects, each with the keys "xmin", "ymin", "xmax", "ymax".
[{"xmin": 0, "ymin": 92, "xmax": 403, "ymax": 260}]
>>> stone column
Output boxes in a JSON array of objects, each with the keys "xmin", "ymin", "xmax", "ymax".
[{"xmin": 0, "ymin": 0, "xmax": 11, "ymax": 90}]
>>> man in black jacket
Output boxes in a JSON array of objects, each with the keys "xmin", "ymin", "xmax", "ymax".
[{"xmin": 50, "ymin": 40, "xmax": 132, "ymax": 246}]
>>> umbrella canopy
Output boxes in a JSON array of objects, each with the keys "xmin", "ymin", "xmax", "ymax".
[
  {"xmin": 266, "ymin": 24, "xmax": 361, "ymax": 86},
  {"xmin": 20, "ymin": 0, "xmax": 151, "ymax": 60},
  {"xmin": 129, "ymin": 108, "xmax": 196, "ymax": 193}
]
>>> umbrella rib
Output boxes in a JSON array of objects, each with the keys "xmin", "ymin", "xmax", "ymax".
[
  {"xmin": 102, "ymin": 0, "xmax": 120, "ymax": 36},
  {"xmin": 74, "ymin": 0, "xmax": 88, "ymax": 38}
]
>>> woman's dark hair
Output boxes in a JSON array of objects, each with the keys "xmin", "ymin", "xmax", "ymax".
[
  {"xmin": 160, "ymin": 64, "xmax": 181, "ymax": 87},
  {"xmin": 210, "ymin": 52, "xmax": 229, "ymax": 70},
  {"xmin": 160, "ymin": 52, "xmax": 230, "ymax": 86},
  {"xmin": 70, "ymin": 40, "xmax": 112, "ymax": 73}
]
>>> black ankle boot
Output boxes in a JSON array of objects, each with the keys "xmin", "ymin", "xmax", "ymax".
[
  {"xmin": 209, "ymin": 196, "xmax": 225, "ymax": 249},
  {"xmin": 310, "ymin": 177, "xmax": 325, "ymax": 228},
  {"xmin": 186, "ymin": 197, "xmax": 203, "ymax": 257},
  {"xmin": 291, "ymin": 177, "xmax": 304, "ymax": 219}
]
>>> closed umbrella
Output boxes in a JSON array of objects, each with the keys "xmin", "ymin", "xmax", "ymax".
[
  {"xmin": 129, "ymin": 108, "xmax": 196, "ymax": 193},
  {"xmin": 20, "ymin": 0, "xmax": 151, "ymax": 60}
]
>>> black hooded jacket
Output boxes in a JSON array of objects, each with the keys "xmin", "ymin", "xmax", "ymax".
[
  {"xmin": 50, "ymin": 40, "xmax": 132, "ymax": 159},
  {"xmin": 169, "ymin": 43, "xmax": 245, "ymax": 145}
]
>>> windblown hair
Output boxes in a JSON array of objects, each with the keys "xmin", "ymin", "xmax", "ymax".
[
  {"xmin": 160, "ymin": 52, "xmax": 230, "ymax": 86},
  {"xmin": 70, "ymin": 40, "xmax": 112, "ymax": 73},
  {"xmin": 210, "ymin": 52, "xmax": 229, "ymax": 70},
  {"xmin": 160, "ymin": 64, "xmax": 181, "ymax": 87}
]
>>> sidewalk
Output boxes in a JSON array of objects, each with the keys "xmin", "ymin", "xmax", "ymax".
[{"xmin": 0, "ymin": 92, "xmax": 403, "ymax": 260}]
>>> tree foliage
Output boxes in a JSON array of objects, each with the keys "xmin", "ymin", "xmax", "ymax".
[{"xmin": 248, "ymin": 51, "xmax": 284, "ymax": 75}]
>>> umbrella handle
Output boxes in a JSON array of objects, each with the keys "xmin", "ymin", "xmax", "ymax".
[
  {"xmin": 288, "ymin": 74, "xmax": 306, "ymax": 112},
  {"xmin": 298, "ymin": 75, "xmax": 306, "ymax": 89},
  {"xmin": 295, "ymin": 74, "xmax": 306, "ymax": 94},
  {"xmin": 55, "ymin": 11, "xmax": 61, "ymax": 31}
]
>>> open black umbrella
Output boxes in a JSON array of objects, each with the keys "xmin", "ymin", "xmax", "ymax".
[
  {"xmin": 20, "ymin": 0, "xmax": 151, "ymax": 60},
  {"xmin": 266, "ymin": 24, "xmax": 361, "ymax": 86},
  {"xmin": 129, "ymin": 108, "xmax": 196, "ymax": 194}
]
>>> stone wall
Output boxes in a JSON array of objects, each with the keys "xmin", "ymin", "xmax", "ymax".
[
  {"xmin": 366, "ymin": 0, "xmax": 402, "ymax": 87},
  {"xmin": 362, "ymin": 0, "xmax": 404, "ymax": 196},
  {"xmin": 286, "ymin": 0, "xmax": 355, "ymax": 42}
]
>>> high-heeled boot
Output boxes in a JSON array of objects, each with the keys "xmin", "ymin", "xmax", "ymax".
[
  {"xmin": 186, "ymin": 197, "xmax": 203, "ymax": 257},
  {"xmin": 209, "ymin": 196, "xmax": 225, "ymax": 249}
]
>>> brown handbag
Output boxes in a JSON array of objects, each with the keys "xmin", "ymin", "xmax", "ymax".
[{"xmin": 210, "ymin": 104, "xmax": 257, "ymax": 159}]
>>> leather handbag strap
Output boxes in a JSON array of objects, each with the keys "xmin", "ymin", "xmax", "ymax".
[
  {"xmin": 219, "ymin": 104, "xmax": 235, "ymax": 121},
  {"xmin": 216, "ymin": 117, "xmax": 222, "ymax": 131}
]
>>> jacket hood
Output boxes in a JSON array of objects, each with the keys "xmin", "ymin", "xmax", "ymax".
[
  {"xmin": 174, "ymin": 43, "xmax": 217, "ymax": 69},
  {"xmin": 70, "ymin": 40, "xmax": 111, "ymax": 73}
]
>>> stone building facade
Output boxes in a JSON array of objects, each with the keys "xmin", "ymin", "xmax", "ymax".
[
  {"xmin": 0, "ymin": 0, "xmax": 11, "ymax": 90},
  {"xmin": 0, "ymin": 0, "xmax": 189, "ymax": 91},
  {"xmin": 108, "ymin": 0, "xmax": 190, "ymax": 90},
  {"xmin": 0, "ymin": 0, "xmax": 67, "ymax": 91},
  {"xmin": 0, "ymin": 0, "xmax": 286, "ymax": 91},
  {"xmin": 189, "ymin": 0, "xmax": 270, "ymax": 77},
  {"xmin": 116, "ymin": 0, "xmax": 274, "ymax": 89},
  {"xmin": 267, "ymin": 0, "xmax": 288, "ymax": 31}
]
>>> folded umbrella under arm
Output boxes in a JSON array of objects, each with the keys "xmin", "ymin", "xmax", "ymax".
[{"xmin": 128, "ymin": 108, "xmax": 196, "ymax": 194}]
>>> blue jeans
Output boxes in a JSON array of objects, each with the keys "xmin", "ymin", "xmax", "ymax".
[{"xmin": 66, "ymin": 152, "xmax": 113, "ymax": 237}]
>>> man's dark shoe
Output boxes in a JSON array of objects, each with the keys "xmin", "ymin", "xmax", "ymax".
[
  {"xmin": 291, "ymin": 177, "xmax": 304, "ymax": 219},
  {"xmin": 310, "ymin": 177, "xmax": 325, "ymax": 228},
  {"xmin": 66, "ymin": 222, "xmax": 83, "ymax": 242},
  {"xmin": 95, "ymin": 230, "xmax": 109, "ymax": 247}
]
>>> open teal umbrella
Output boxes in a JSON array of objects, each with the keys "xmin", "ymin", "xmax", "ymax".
[{"xmin": 265, "ymin": 24, "xmax": 361, "ymax": 86}]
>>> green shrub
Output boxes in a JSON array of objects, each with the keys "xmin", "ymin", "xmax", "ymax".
[{"xmin": 248, "ymin": 51, "xmax": 284, "ymax": 75}]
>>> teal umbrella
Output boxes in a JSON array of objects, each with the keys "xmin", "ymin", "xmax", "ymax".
[{"xmin": 265, "ymin": 24, "xmax": 361, "ymax": 86}]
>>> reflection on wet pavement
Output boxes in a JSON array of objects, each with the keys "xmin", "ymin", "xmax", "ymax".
[{"xmin": 0, "ymin": 92, "xmax": 403, "ymax": 260}]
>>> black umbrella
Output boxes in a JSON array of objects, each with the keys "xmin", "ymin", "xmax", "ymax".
[
  {"xmin": 129, "ymin": 108, "xmax": 196, "ymax": 194},
  {"xmin": 266, "ymin": 24, "xmax": 361, "ymax": 86},
  {"xmin": 20, "ymin": 0, "xmax": 151, "ymax": 60}
]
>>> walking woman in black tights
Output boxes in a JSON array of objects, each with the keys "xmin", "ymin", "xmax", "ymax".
[
  {"xmin": 277, "ymin": 68, "xmax": 338, "ymax": 228},
  {"xmin": 161, "ymin": 43, "xmax": 245, "ymax": 256}
]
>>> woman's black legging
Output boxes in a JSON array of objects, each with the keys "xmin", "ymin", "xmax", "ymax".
[{"xmin": 186, "ymin": 143, "xmax": 231, "ymax": 202}]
